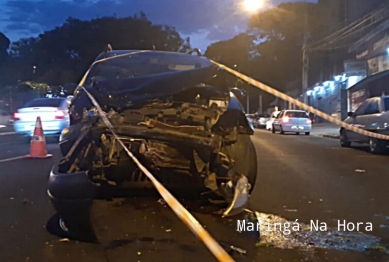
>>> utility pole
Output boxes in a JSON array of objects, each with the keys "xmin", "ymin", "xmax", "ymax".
[
  {"xmin": 259, "ymin": 93, "xmax": 262, "ymax": 114},
  {"xmin": 302, "ymin": 4, "xmax": 309, "ymax": 106},
  {"xmin": 302, "ymin": 39, "xmax": 309, "ymax": 105}
]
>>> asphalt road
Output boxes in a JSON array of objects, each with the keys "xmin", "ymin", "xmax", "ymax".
[{"xmin": 0, "ymin": 127, "xmax": 389, "ymax": 262}]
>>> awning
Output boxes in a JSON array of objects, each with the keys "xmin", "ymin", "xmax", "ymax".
[{"xmin": 348, "ymin": 70, "xmax": 389, "ymax": 90}]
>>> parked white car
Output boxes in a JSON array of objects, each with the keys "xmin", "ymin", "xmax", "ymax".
[
  {"xmin": 272, "ymin": 110, "xmax": 312, "ymax": 135},
  {"xmin": 257, "ymin": 114, "xmax": 271, "ymax": 128},
  {"xmin": 340, "ymin": 96, "xmax": 389, "ymax": 154},
  {"xmin": 13, "ymin": 97, "xmax": 71, "ymax": 137},
  {"xmin": 266, "ymin": 111, "xmax": 280, "ymax": 130}
]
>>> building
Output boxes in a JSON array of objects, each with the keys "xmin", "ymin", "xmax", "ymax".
[{"xmin": 306, "ymin": 0, "xmax": 389, "ymax": 121}]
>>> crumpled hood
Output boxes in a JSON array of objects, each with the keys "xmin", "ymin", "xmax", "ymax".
[{"xmin": 85, "ymin": 65, "xmax": 225, "ymax": 110}]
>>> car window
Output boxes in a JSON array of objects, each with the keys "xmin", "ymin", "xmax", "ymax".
[
  {"xmin": 354, "ymin": 100, "xmax": 368, "ymax": 116},
  {"xmin": 364, "ymin": 99, "xmax": 380, "ymax": 115},
  {"xmin": 284, "ymin": 111, "xmax": 308, "ymax": 118},
  {"xmin": 25, "ymin": 98, "xmax": 64, "ymax": 108},
  {"xmin": 384, "ymin": 97, "xmax": 389, "ymax": 111}
]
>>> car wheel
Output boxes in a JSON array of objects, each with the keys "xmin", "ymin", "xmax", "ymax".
[
  {"xmin": 280, "ymin": 125, "xmax": 284, "ymax": 134},
  {"xmin": 53, "ymin": 205, "xmax": 97, "ymax": 242},
  {"xmin": 246, "ymin": 139, "xmax": 257, "ymax": 194},
  {"xmin": 369, "ymin": 137, "xmax": 386, "ymax": 154},
  {"xmin": 305, "ymin": 132, "xmax": 310, "ymax": 136},
  {"xmin": 340, "ymin": 130, "xmax": 351, "ymax": 147}
]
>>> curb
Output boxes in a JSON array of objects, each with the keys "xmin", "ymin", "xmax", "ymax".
[{"xmin": 317, "ymin": 134, "xmax": 340, "ymax": 139}]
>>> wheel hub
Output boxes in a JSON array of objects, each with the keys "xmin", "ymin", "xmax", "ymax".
[{"xmin": 59, "ymin": 218, "xmax": 69, "ymax": 232}]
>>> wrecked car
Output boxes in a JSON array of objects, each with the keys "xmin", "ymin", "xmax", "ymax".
[{"xmin": 47, "ymin": 47, "xmax": 258, "ymax": 241}]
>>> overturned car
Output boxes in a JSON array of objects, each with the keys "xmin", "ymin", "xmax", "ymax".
[{"xmin": 47, "ymin": 48, "xmax": 258, "ymax": 241}]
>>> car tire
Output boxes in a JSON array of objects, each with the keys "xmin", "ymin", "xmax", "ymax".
[
  {"xmin": 246, "ymin": 139, "xmax": 258, "ymax": 194},
  {"xmin": 280, "ymin": 125, "xmax": 284, "ymax": 134},
  {"xmin": 305, "ymin": 132, "xmax": 310, "ymax": 136},
  {"xmin": 51, "ymin": 209, "xmax": 97, "ymax": 243},
  {"xmin": 340, "ymin": 130, "xmax": 351, "ymax": 147},
  {"xmin": 369, "ymin": 137, "xmax": 386, "ymax": 154}
]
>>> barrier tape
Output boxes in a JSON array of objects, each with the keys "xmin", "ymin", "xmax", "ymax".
[
  {"xmin": 76, "ymin": 53, "xmax": 235, "ymax": 262},
  {"xmin": 211, "ymin": 61, "xmax": 389, "ymax": 141}
]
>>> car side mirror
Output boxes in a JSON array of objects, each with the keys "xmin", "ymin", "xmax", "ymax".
[{"xmin": 347, "ymin": 112, "xmax": 354, "ymax": 117}]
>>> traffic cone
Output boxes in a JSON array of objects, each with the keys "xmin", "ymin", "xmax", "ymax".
[{"xmin": 24, "ymin": 116, "xmax": 52, "ymax": 158}]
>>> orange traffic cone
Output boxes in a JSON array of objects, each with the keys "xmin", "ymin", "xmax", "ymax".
[{"xmin": 24, "ymin": 116, "xmax": 52, "ymax": 158}]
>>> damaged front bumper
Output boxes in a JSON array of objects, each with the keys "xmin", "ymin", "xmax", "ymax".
[
  {"xmin": 47, "ymin": 164, "xmax": 97, "ymax": 215},
  {"xmin": 220, "ymin": 174, "xmax": 251, "ymax": 217}
]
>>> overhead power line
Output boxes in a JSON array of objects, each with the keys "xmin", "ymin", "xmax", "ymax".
[{"xmin": 307, "ymin": 0, "xmax": 389, "ymax": 51}]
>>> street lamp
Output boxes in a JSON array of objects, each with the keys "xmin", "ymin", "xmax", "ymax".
[{"xmin": 242, "ymin": 0, "xmax": 263, "ymax": 13}]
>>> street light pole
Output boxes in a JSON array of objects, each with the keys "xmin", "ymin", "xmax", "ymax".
[{"xmin": 259, "ymin": 93, "xmax": 262, "ymax": 114}]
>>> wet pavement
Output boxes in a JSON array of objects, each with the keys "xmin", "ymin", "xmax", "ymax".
[{"xmin": 0, "ymin": 129, "xmax": 389, "ymax": 261}]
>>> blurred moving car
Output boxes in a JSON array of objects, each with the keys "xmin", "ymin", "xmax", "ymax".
[
  {"xmin": 47, "ymin": 47, "xmax": 258, "ymax": 241},
  {"xmin": 340, "ymin": 96, "xmax": 389, "ymax": 154},
  {"xmin": 272, "ymin": 110, "xmax": 311, "ymax": 135},
  {"xmin": 257, "ymin": 114, "xmax": 270, "ymax": 128},
  {"xmin": 13, "ymin": 97, "xmax": 71, "ymax": 136},
  {"xmin": 266, "ymin": 111, "xmax": 280, "ymax": 130}
]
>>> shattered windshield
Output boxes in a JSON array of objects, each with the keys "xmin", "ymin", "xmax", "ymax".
[{"xmin": 84, "ymin": 52, "xmax": 213, "ymax": 86}]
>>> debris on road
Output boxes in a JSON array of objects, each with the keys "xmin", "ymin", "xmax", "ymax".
[
  {"xmin": 355, "ymin": 169, "xmax": 366, "ymax": 173},
  {"xmin": 285, "ymin": 209, "xmax": 297, "ymax": 212},
  {"xmin": 59, "ymin": 238, "xmax": 70, "ymax": 242},
  {"xmin": 230, "ymin": 245, "xmax": 246, "ymax": 254},
  {"xmin": 367, "ymin": 245, "xmax": 386, "ymax": 251},
  {"xmin": 166, "ymin": 229, "xmax": 171, "ymax": 232},
  {"xmin": 255, "ymin": 242, "xmax": 274, "ymax": 248},
  {"xmin": 157, "ymin": 198, "xmax": 166, "ymax": 205},
  {"xmin": 10, "ymin": 197, "xmax": 14, "ymax": 200}
]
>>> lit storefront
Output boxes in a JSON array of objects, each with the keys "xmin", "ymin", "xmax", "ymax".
[{"xmin": 347, "ymin": 20, "xmax": 389, "ymax": 111}]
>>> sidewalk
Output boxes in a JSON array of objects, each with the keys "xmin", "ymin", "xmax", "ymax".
[{"xmin": 311, "ymin": 122, "xmax": 340, "ymax": 139}]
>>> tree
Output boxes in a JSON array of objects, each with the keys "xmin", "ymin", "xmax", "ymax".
[
  {"xmin": 7, "ymin": 13, "xmax": 191, "ymax": 85},
  {"xmin": 0, "ymin": 32, "xmax": 10, "ymax": 62},
  {"xmin": 0, "ymin": 32, "xmax": 11, "ymax": 85},
  {"xmin": 204, "ymin": 2, "xmax": 327, "ymax": 111},
  {"xmin": 248, "ymin": 2, "xmax": 323, "ymax": 89}
]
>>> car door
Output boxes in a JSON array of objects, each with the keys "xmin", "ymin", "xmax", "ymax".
[
  {"xmin": 273, "ymin": 111, "xmax": 284, "ymax": 130},
  {"xmin": 346, "ymin": 100, "xmax": 373, "ymax": 142},
  {"xmin": 354, "ymin": 98, "xmax": 381, "ymax": 143}
]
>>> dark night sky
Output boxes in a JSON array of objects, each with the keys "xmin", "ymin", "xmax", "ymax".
[{"xmin": 0, "ymin": 0, "xmax": 317, "ymax": 51}]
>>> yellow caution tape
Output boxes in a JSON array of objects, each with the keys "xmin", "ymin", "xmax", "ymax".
[{"xmin": 211, "ymin": 61, "xmax": 389, "ymax": 141}]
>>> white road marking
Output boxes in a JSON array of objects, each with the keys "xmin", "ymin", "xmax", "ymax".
[
  {"xmin": 0, "ymin": 155, "xmax": 25, "ymax": 163},
  {"xmin": 0, "ymin": 132, "xmax": 17, "ymax": 136}
]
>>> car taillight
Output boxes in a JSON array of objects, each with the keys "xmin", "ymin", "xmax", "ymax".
[
  {"xmin": 306, "ymin": 119, "xmax": 312, "ymax": 124},
  {"xmin": 55, "ymin": 110, "xmax": 65, "ymax": 119},
  {"xmin": 282, "ymin": 116, "xmax": 289, "ymax": 123},
  {"xmin": 13, "ymin": 112, "xmax": 21, "ymax": 121}
]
